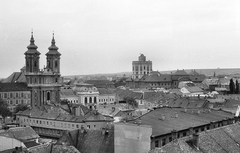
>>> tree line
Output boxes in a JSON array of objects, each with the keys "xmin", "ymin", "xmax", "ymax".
[{"xmin": 229, "ymin": 79, "xmax": 239, "ymax": 94}]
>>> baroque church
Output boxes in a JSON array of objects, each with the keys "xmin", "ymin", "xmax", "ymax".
[{"xmin": 24, "ymin": 32, "xmax": 61, "ymax": 107}]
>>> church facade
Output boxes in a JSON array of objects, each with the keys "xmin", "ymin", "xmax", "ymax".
[{"xmin": 24, "ymin": 32, "xmax": 62, "ymax": 107}]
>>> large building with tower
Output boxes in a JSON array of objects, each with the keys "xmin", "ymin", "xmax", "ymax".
[
  {"xmin": 132, "ymin": 54, "xmax": 152, "ymax": 79},
  {"xmin": 24, "ymin": 32, "xmax": 62, "ymax": 107}
]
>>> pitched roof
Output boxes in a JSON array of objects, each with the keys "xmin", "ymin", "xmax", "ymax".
[
  {"xmin": 60, "ymin": 89, "xmax": 78, "ymax": 98},
  {"xmin": 84, "ymin": 80, "xmax": 114, "ymax": 85},
  {"xmin": 98, "ymin": 88, "xmax": 114, "ymax": 95},
  {"xmin": 0, "ymin": 126, "xmax": 39, "ymax": 142},
  {"xmin": 140, "ymin": 74, "xmax": 171, "ymax": 82},
  {"xmin": 149, "ymin": 123, "xmax": 240, "ymax": 153},
  {"xmin": 184, "ymin": 86, "xmax": 203, "ymax": 93},
  {"xmin": 168, "ymin": 98, "xmax": 207, "ymax": 109},
  {"xmin": 0, "ymin": 83, "xmax": 29, "ymax": 92},
  {"xmin": 173, "ymin": 70, "xmax": 189, "ymax": 75},
  {"xmin": 128, "ymin": 107, "xmax": 234, "ymax": 137},
  {"xmin": 57, "ymin": 126, "xmax": 114, "ymax": 153},
  {"xmin": 3, "ymin": 72, "xmax": 26, "ymax": 83},
  {"xmin": 17, "ymin": 107, "xmax": 113, "ymax": 123}
]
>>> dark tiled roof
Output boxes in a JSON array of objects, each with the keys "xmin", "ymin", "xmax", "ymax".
[
  {"xmin": 0, "ymin": 83, "xmax": 29, "ymax": 92},
  {"xmin": 17, "ymin": 107, "xmax": 113, "ymax": 123},
  {"xmin": 85, "ymin": 80, "xmax": 114, "ymax": 85},
  {"xmin": 140, "ymin": 74, "xmax": 171, "ymax": 82},
  {"xmin": 57, "ymin": 126, "xmax": 114, "ymax": 153},
  {"xmin": 3, "ymin": 72, "xmax": 26, "ymax": 83},
  {"xmin": 184, "ymin": 86, "xmax": 203, "ymax": 93},
  {"xmin": 150, "ymin": 123, "xmax": 240, "ymax": 153},
  {"xmin": 60, "ymin": 89, "xmax": 78, "ymax": 98},
  {"xmin": 128, "ymin": 107, "xmax": 234, "ymax": 137},
  {"xmin": 98, "ymin": 88, "xmax": 114, "ymax": 95},
  {"xmin": 24, "ymin": 140, "xmax": 40, "ymax": 148},
  {"xmin": 173, "ymin": 70, "xmax": 189, "ymax": 75},
  {"xmin": 0, "ymin": 126, "xmax": 39, "ymax": 142},
  {"xmin": 52, "ymin": 144, "xmax": 80, "ymax": 153}
]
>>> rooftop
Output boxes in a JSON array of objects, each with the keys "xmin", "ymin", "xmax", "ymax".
[
  {"xmin": 128, "ymin": 107, "xmax": 234, "ymax": 137},
  {"xmin": 149, "ymin": 123, "xmax": 240, "ymax": 153},
  {"xmin": 0, "ymin": 83, "xmax": 29, "ymax": 92}
]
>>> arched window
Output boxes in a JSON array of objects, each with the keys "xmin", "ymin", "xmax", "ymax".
[
  {"xmin": 47, "ymin": 92, "xmax": 50, "ymax": 101},
  {"xmin": 34, "ymin": 61, "xmax": 37, "ymax": 67},
  {"xmin": 89, "ymin": 97, "xmax": 92, "ymax": 103},
  {"xmin": 55, "ymin": 60, "xmax": 58, "ymax": 68},
  {"xmin": 85, "ymin": 97, "xmax": 87, "ymax": 104},
  {"xmin": 94, "ymin": 97, "xmax": 97, "ymax": 103}
]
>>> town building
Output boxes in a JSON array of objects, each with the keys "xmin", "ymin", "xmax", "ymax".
[
  {"xmin": 127, "ymin": 107, "xmax": 236, "ymax": 150},
  {"xmin": 127, "ymin": 69, "xmax": 206, "ymax": 89},
  {"xmin": 149, "ymin": 123, "xmax": 240, "ymax": 153},
  {"xmin": 84, "ymin": 80, "xmax": 115, "ymax": 88},
  {"xmin": 132, "ymin": 54, "xmax": 152, "ymax": 79},
  {"xmin": 16, "ymin": 107, "xmax": 113, "ymax": 138},
  {"xmin": 0, "ymin": 83, "xmax": 31, "ymax": 112},
  {"xmin": 60, "ymin": 88, "xmax": 79, "ymax": 104},
  {"xmin": 72, "ymin": 83, "xmax": 99, "ymax": 109},
  {"xmin": 24, "ymin": 32, "xmax": 62, "ymax": 108},
  {"xmin": 98, "ymin": 88, "xmax": 116, "ymax": 105},
  {"xmin": 56, "ymin": 122, "xmax": 152, "ymax": 153}
]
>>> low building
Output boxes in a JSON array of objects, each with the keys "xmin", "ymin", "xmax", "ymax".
[
  {"xmin": 0, "ymin": 83, "xmax": 31, "ymax": 112},
  {"xmin": 98, "ymin": 88, "xmax": 116, "ymax": 105},
  {"xmin": 84, "ymin": 80, "xmax": 115, "ymax": 88},
  {"xmin": 60, "ymin": 88, "xmax": 78, "ymax": 104},
  {"xmin": 16, "ymin": 107, "xmax": 113, "ymax": 138},
  {"xmin": 56, "ymin": 122, "xmax": 152, "ymax": 153},
  {"xmin": 149, "ymin": 123, "xmax": 240, "ymax": 153},
  {"xmin": 72, "ymin": 83, "xmax": 99, "ymax": 110},
  {"xmin": 127, "ymin": 107, "xmax": 235, "ymax": 150},
  {"xmin": 126, "ymin": 69, "xmax": 206, "ymax": 89}
]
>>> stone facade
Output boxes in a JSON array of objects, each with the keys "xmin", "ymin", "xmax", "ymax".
[{"xmin": 132, "ymin": 54, "xmax": 152, "ymax": 79}]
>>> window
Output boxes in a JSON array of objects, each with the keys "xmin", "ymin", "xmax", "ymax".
[
  {"xmin": 55, "ymin": 60, "xmax": 58, "ymax": 68},
  {"xmin": 72, "ymin": 124, "xmax": 74, "ymax": 128},
  {"xmin": 4, "ymin": 93, "xmax": 7, "ymax": 99},
  {"xmin": 169, "ymin": 137, "xmax": 172, "ymax": 142},
  {"xmin": 162, "ymin": 138, "xmax": 166, "ymax": 146},
  {"xmin": 16, "ymin": 100, "xmax": 18, "ymax": 105},
  {"xmin": 10, "ymin": 93, "xmax": 13, "ymax": 98},
  {"xmin": 76, "ymin": 125, "xmax": 79, "ymax": 128},
  {"xmin": 85, "ymin": 97, "xmax": 87, "ymax": 104},
  {"xmin": 87, "ymin": 125, "xmax": 90, "ymax": 129},
  {"xmin": 89, "ymin": 97, "xmax": 92, "ymax": 103},
  {"xmin": 183, "ymin": 132, "xmax": 187, "ymax": 137},
  {"xmin": 155, "ymin": 140, "xmax": 159, "ymax": 147},
  {"xmin": 94, "ymin": 97, "xmax": 97, "ymax": 103},
  {"xmin": 55, "ymin": 78, "xmax": 58, "ymax": 83}
]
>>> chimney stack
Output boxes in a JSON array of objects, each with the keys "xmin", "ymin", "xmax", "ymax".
[
  {"xmin": 175, "ymin": 112, "xmax": 178, "ymax": 118},
  {"xmin": 192, "ymin": 133, "xmax": 199, "ymax": 148},
  {"xmin": 80, "ymin": 125, "xmax": 85, "ymax": 133},
  {"xmin": 162, "ymin": 114, "xmax": 165, "ymax": 120}
]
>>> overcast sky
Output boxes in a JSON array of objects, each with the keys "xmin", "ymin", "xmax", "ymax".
[{"xmin": 1, "ymin": 0, "xmax": 240, "ymax": 78}]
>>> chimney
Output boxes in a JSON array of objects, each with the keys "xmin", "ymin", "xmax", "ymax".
[
  {"xmin": 171, "ymin": 130, "xmax": 178, "ymax": 141},
  {"xmin": 101, "ymin": 127, "xmax": 106, "ymax": 135},
  {"xmin": 189, "ymin": 127, "xmax": 194, "ymax": 135},
  {"xmin": 197, "ymin": 110, "xmax": 200, "ymax": 115},
  {"xmin": 192, "ymin": 133, "xmax": 199, "ymax": 148},
  {"xmin": 175, "ymin": 112, "xmax": 178, "ymax": 118},
  {"xmin": 162, "ymin": 114, "xmax": 165, "ymax": 120},
  {"xmin": 184, "ymin": 108, "xmax": 187, "ymax": 113},
  {"xmin": 80, "ymin": 125, "xmax": 85, "ymax": 133}
]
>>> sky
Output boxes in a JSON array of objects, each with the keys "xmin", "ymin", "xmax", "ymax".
[{"xmin": 1, "ymin": 0, "xmax": 240, "ymax": 78}]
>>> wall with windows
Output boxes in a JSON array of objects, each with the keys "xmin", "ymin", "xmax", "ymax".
[
  {"xmin": 151, "ymin": 117, "xmax": 238, "ymax": 149},
  {"xmin": 0, "ymin": 91, "xmax": 31, "ymax": 112},
  {"xmin": 98, "ymin": 94, "xmax": 115, "ymax": 104}
]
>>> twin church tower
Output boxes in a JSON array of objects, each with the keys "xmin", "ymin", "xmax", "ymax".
[{"xmin": 24, "ymin": 32, "xmax": 61, "ymax": 108}]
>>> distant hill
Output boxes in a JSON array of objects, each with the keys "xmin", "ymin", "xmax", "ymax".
[
  {"xmin": 161, "ymin": 68, "xmax": 240, "ymax": 77},
  {"xmin": 63, "ymin": 68, "xmax": 240, "ymax": 79}
]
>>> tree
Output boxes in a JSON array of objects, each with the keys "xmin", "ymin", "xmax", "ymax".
[
  {"xmin": 229, "ymin": 79, "xmax": 235, "ymax": 94},
  {"xmin": 124, "ymin": 97, "xmax": 138, "ymax": 109},
  {"xmin": 0, "ymin": 98, "xmax": 12, "ymax": 118},
  {"xmin": 236, "ymin": 80, "xmax": 239, "ymax": 94},
  {"xmin": 15, "ymin": 104, "xmax": 29, "ymax": 113},
  {"xmin": 213, "ymin": 71, "xmax": 216, "ymax": 78}
]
